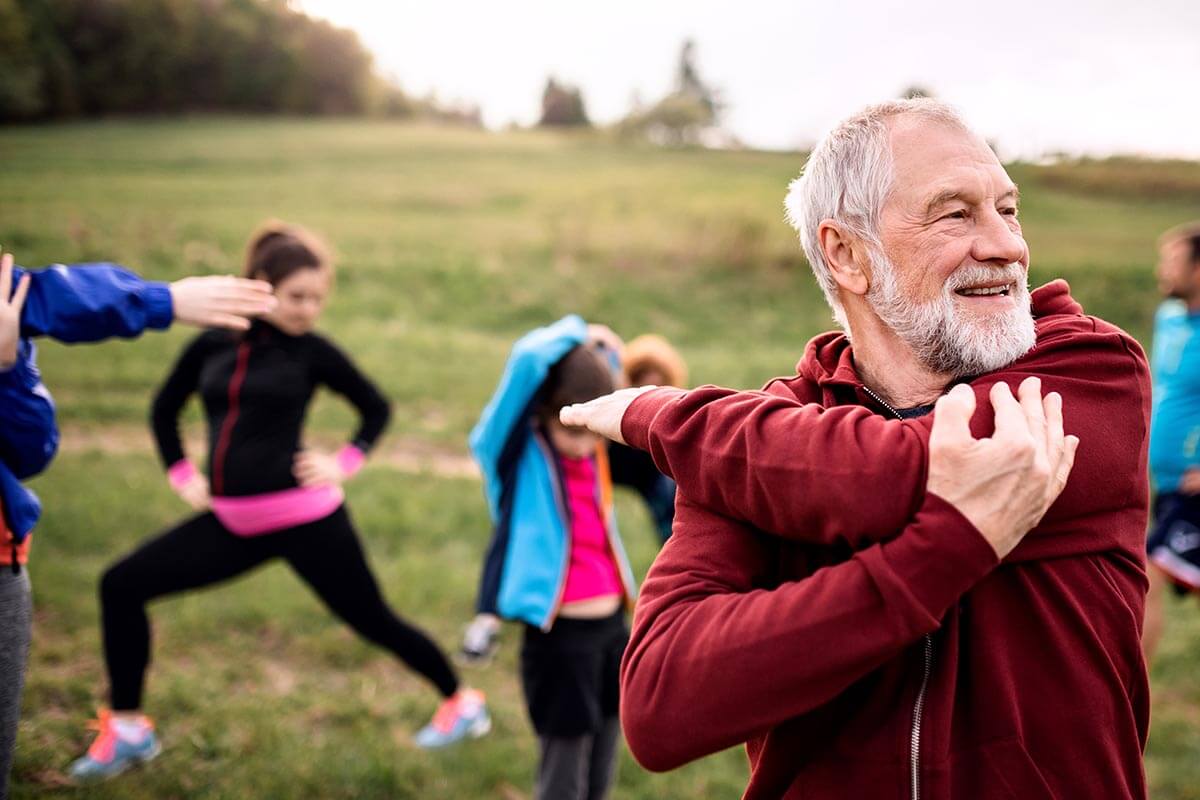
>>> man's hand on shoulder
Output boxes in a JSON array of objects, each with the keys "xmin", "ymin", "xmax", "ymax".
[{"xmin": 927, "ymin": 378, "xmax": 1079, "ymax": 559}]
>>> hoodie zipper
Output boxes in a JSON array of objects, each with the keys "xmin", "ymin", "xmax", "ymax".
[
  {"xmin": 211, "ymin": 340, "xmax": 251, "ymax": 497},
  {"xmin": 861, "ymin": 383, "xmax": 932, "ymax": 800}
]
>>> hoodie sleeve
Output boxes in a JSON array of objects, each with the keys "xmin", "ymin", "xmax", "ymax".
[
  {"xmin": 17, "ymin": 263, "xmax": 174, "ymax": 342},
  {"xmin": 618, "ymin": 320, "xmax": 1149, "ymax": 552},
  {"xmin": 310, "ymin": 335, "xmax": 391, "ymax": 454},
  {"xmin": 621, "ymin": 385, "xmax": 930, "ymax": 547},
  {"xmin": 620, "ymin": 491, "xmax": 997, "ymax": 771},
  {"xmin": 150, "ymin": 332, "xmax": 213, "ymax": 470}
]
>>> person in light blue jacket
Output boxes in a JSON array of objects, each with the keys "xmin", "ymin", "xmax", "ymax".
[
  {"xmin": 465, "ymin": 315, "xmax": 637, "ymax": 800},
  {"xmin": 0, "ymin": 250, "xmax": 272, "ymax": 797}
]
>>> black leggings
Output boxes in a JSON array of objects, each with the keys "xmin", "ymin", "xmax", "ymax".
[{"xmin": 99, "ymin": 506, "xmax": 459, "ymax": 710}]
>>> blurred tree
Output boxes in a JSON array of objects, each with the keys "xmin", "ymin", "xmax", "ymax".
[
  {"xmin": 675, "ymin": 38, "xmax": 719, "ymax": 120},
  {"xmin": 617, "ymin": 39, "xmax": 723, "ymax": 146},
  {"xmin": 900, "ymin": 84, "xmax": 935, "ymax": 99},
  {"xmin": 0, "ymin": 0, "xmax": 45, "ymax": 118},
  {"xmin": 539, "ymin": 77, "xmax": 589, "ymax": 127},
  {"xmin": 0, "ymin": 0, "xmax": 468, "ymax": 122}
]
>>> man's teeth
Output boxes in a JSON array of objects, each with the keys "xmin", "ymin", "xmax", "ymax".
[{"xmin": 958, "ymin": 285, "xmax": 1009, "ymax": 296}]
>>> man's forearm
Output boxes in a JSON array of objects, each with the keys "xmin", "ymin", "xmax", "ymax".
[{"xmin": 621, "ymin": 385, "xmax": 929, "ymax": 546}]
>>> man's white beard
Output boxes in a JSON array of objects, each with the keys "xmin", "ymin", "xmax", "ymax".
[{"xmin": 866, "ymin": 252, "xmax": 1036, "ymax": 378}]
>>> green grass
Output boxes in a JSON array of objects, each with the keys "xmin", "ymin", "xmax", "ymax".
[{"xmin": 2, "ymin": 117, "xmax": 1200, "ymax": 797}]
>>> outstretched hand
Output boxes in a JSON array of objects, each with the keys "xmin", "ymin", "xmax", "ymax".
[
  {"xmin": 0, "ymin": 250, "xmax": 32, "ymax": 369},
  {"xmin": 170, "ymin": 275, "xmax": 276, "ymax": 330},
  {"xmin": 559, "ymin": 385, "xmax": 661, "ymax": 445}
]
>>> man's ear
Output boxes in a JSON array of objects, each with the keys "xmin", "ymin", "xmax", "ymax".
[{"xmin": 818, "ymin": 221, "xmax": 872, "ymax": 297}]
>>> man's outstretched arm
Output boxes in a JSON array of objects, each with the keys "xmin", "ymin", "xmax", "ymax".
[{"xmin": 562, "ymin": 323, "xmax": 1143, "ymax": 550}]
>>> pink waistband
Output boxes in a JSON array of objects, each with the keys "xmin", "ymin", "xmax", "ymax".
[{"xmin": 211, "ymin": 485, "xmax": 345, "ymax": 536}]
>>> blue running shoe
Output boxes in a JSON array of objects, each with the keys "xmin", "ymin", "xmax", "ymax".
[
  {"xmin": 69, "ymin": 709, "xmax": 161, "ymax": 781},
  {"xmin": 415, "ymin": 688, "xmax": 491, "ymax": 748}
]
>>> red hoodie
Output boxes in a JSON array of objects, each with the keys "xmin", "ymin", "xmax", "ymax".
[{"xmin": 618, "ymin": 281, "xmax": 1150, "ymax": 800}]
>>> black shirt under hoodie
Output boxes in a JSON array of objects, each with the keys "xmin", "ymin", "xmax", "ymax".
[{"xmin": 151, "ymin": 320, "xmax": 390, "ymax": 497}]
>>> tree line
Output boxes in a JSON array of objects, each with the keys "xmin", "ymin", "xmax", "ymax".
[{"xmin": 0, "ymin": 0, "xmax": 476, "ymax": 123}]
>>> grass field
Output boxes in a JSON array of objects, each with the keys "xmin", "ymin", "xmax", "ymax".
[{"xmin": 2, "ymin": 117, "xmax": 1200, "ymax": 798}]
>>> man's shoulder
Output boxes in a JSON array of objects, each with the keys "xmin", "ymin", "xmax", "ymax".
[
  {"xmin": 1035, "ymin": 305, "xmax": 1144, "ymax": 361},
  {"xmin": 1025, "ymin": 311, "xmax": 1150, "ymax": 399}
]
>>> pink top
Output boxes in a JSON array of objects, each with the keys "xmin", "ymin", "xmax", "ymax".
[
  {"xmin": 559, "ymin": 455, "xmax": 623, "ymax": 604},
  {"xmin": 168, "ymin": 446, "xmax": 365, "ymax": 537}
]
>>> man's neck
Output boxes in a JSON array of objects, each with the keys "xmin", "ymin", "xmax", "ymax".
[{"xmin": 846, "ymin": 311, "xmax": 951, "ymax": 409}]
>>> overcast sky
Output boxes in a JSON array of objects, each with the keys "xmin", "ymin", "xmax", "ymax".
[{"xmin": 299, "ymin": 0, "xmax": 1200, "ymax": 159}]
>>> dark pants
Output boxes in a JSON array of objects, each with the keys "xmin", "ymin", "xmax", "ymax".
[
  {"xmin": 521, "ymin": 611, "xmax": 627, "ymax": 800},
  {"xmin": 536, "ymin": 717, "xmax": 620, "ymax": 800},
  {"xmin": 100, "ymin": 506, "xmax": 459, "ymax": 710},
  {"xmin": 0, "ymin": 570, "xmax": 31, "ymax": 800}
]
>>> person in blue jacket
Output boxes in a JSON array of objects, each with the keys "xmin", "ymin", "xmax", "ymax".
[
  {"xmin": 0, "ymin": 249, "xmax": 273, "ymax": 797},
  {"xmin": 465, "ymin": 315, "xmax": 638, "ymax": 800}
]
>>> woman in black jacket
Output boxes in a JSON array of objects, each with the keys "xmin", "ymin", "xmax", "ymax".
[{"xmin": 70, "ymin": 222, "xmax": 488, "ymax": 782}]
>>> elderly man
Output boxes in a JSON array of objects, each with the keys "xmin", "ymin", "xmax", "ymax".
[{"xmin": 562, "ymin": 100, "xmax": 1150, "ymax": 799}]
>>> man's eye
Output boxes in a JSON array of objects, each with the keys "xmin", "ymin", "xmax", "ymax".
[
  {"xmin": 941, "ymin": 210, "xmax": 967, "ymax": 221},
  {"xmin": 1000, "ymin": 207, "xmax": 1019, "ymax": 216}
]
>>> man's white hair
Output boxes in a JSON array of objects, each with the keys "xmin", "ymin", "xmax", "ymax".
[{"xmin": 784, "ymin": 99, "xmax": 972, "ymax": 330}]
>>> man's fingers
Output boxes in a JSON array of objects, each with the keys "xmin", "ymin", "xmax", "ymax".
[
  {"xmin": 558, "ymin": 401, "xmax": 592, "ymax": 429},
  {"xmin": 1051, "ymin": 435, "xmax": 1080, "ymax": 499},
  {"xmin": 1017, "ymin": 376, "xmax": 1046, "ymax": 448},
  {"xmin": 1042, "ymin": 390, "xmax": 1065, "ymax": 470},
  {"xmin": 989, "ymin": 382, "xmax": 1027, "ymax": 442},
  {"xmin": 561, "ymin": 386, "xmax": 660, "ymax": 443},
  {"xmin": 10, "ymin": 274, "xmax": 30, "ymax": 312},
  {"xmin": 930, "ymin": 383, "xmax": 976, "ymax": 447}
]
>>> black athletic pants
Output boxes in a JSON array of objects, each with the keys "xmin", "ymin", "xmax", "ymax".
[{"xmin": 99, "ymin": 506, "xmax": 459, "ymax": 710}]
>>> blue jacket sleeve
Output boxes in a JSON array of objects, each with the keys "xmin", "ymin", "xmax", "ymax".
[
  {"xmin": 468, "ymin": 315, "xmax": 588, "ymax": 520},
  {"xmin": 16, "ymin": 263, "xmax": 174, "ymax": 342},
  {"xmin": 0, "ymin": 339, "xmax": 58, "ymax": 480}
]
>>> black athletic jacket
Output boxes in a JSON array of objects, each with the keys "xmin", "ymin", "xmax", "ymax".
[{"xmin": 151, "ymin": 320, "xmax": 390, "ymax": 497}]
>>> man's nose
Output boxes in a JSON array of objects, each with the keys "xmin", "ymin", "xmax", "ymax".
[{"xmin": 971, "ymin": 208, "xmax": 1026, "ymax": 266}]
